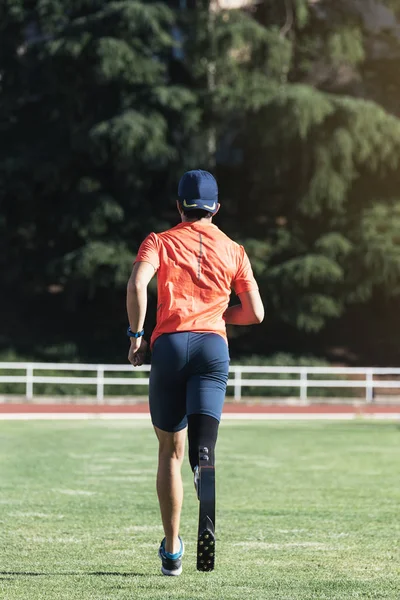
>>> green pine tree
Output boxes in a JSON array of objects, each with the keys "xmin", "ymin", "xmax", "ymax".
[
  {"xmin": 0, "ymin": 0, "xmax": 198, "ymax": 358},
  {"xmin": 180, "ymin": 0, "xmax": 400, "ymax": 360}
]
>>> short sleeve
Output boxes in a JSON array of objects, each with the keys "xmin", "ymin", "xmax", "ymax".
[
  {"xmin": 134, "ymin": 233, "xmax": 160, "ymax": 271},
  {"xmin": 232, "ymin": 245, "xmax": 259, "ymax": 295}
]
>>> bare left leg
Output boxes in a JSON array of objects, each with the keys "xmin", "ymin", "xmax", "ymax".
[{"xmin": 154, "ymin": 426, "xmax": 187, "ymax": 555}]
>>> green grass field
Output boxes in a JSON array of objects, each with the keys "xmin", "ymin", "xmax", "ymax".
[{"xmin": 1, "ymin": 420, "xmax": 399, "ymax": 599}]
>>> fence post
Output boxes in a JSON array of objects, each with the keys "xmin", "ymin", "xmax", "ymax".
[
  {"xmin": 26, "ymin": 364, "xmax": 33, "ymax": 401},
  {"xmin": 97, "ymin": 366, "xmax": 104, "ymax": 403},
  {"xmin": 365, "ymin": 369, "xmax": 374, "ymax": 403},
  {"xmin": 300, "ymin": 368, "xmax": 308, "ymax": 403},
  {"xmin": 234, "ymin": 369, "xmax": 242, "ymax": 402}
]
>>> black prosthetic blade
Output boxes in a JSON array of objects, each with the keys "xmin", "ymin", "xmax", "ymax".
[{"xmin": 197, "ymin": 447, "xmax": 215, "ymax": 572}]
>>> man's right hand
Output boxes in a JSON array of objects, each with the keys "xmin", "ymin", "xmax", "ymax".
[{"xmin": 223, "ymin": 290, "xmax": 264, "ymax": 325}]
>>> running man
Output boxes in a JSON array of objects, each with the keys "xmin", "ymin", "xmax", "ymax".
[{"xmin": 126, "ymin": 170, "xmax": 264, "ymax": 575}]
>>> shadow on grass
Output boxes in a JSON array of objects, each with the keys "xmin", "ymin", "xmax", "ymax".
[
  {"xmin": 0, "ymin": 571, "xmax": 146, "ymax": 577},
  {"xmin": 89, "ymin": 572, "xmax": 147, "ymax": 577}
]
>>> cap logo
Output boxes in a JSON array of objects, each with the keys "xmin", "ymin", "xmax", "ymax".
[
  {"xmin": 183, "ymin": 199, "xmax": 198, "ymax": 208},
  {"xmin": 203, "ymin": 202, "xmax": 216, "ymax": 211}
]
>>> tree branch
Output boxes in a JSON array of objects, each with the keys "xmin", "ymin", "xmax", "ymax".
[{"xmin": 280, "ymin": 0, "xmax": 294, "ymax": 37}]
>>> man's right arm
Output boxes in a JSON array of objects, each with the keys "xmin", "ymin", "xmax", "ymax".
[
  {"xmin": 223, "ymin": 290, "xmax": 264, "ymax": 325},
  {"xmin": 226, "ymin": 244, "xmax": 264, "ymax": 325}
]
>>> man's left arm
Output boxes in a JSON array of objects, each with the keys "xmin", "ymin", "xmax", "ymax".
[{"xmin": 126, "ymin": 261, "xmax": 156, "ymax": 366}]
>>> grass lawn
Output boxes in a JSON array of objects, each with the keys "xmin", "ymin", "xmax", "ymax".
[{"xmin": 0, "ymin": 419, "xmax": 399, "ymax": 599}]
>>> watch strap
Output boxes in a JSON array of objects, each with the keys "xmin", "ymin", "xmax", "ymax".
[{"xmin": 127, "ymin": 327, "xmax": 145, "ymax": 338}]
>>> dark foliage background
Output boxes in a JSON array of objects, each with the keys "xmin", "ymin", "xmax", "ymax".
[{"xmin": 1, "ymin": 0, "xmax": 400, "ymax": 364}]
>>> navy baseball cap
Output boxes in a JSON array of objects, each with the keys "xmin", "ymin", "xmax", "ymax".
[{"xmin": 178, "ymin": 170, "xmax": 218, "ymax": 213}]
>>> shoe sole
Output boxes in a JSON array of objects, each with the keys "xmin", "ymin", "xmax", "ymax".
[
  {"xmin": 160, "ymin": 564, "xmax": 183, "ymax": 576},
  {"xmin": 197, "ymin": 521, "xmax": 215, "ymax": 571}
]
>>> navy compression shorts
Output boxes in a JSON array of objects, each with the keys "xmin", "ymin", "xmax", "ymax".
[{"xmin": 149, "ymin": 332, "xmax": 230, "ymax": 432}]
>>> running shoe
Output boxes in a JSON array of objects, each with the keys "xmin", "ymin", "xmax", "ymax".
[{"xmin": 158, "ymin": 536, "xmax": 184, "ymax": 576}]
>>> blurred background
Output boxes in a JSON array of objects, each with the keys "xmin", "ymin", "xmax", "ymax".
[{"xmin": 1, "ymin": 0, "xmax": 400, "ymax": 368}]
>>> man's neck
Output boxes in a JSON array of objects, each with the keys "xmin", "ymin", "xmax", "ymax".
[{"xmin": 181, "ymin": 217, "xmax": 213, "ymax": 224}]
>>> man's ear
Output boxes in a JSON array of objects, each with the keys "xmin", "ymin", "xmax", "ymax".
[
  {"xmin": 212, "ymin": 203, "xmax": 221, "ymax": 216},
  {"xmin": 176, "ymin": 200, "xmax": 183, "ymax": 215}
]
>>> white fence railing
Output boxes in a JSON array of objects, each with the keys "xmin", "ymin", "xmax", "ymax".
[{"xmin": 1, "ymin": 362, "xmax": 400, "ymax": 402}]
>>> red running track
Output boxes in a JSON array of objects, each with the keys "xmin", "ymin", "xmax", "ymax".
[{"xmin": 0, "ymin": 403, "xmax": 399, "ymax": 415}]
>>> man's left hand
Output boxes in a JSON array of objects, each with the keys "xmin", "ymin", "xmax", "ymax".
[{"xmin": 128, "ymin": 337, "xmax": 148, "ymax": 367}]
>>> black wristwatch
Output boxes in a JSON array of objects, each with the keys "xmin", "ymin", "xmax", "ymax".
[{"xmin": 127, "ymin": 327, "xmax": 145, "ymax": 338}]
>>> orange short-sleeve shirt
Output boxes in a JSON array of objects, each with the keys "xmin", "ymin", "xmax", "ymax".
[{"xmin": 135, "ymin": 221, "xmax": 258, "ymax": 347}]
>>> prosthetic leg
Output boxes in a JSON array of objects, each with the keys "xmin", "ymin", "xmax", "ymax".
[{"xmin": 196, "ymin": 446, "xmax": 216, "ymax": 571}]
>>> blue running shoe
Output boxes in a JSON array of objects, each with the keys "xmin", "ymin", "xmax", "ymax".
[
  {"xmin": 158, "ymin": 536, "xmax": 184, "ymax": 576},
  {"xmin": 194, "ymin": 465, "xmax": 200, "ymax": 500}
]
